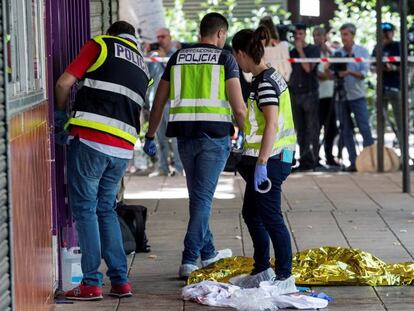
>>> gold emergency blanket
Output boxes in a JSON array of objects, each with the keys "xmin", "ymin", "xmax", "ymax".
[{"xmin": 188, "ymin": 247, "xmax": 414, "ymax": 286}]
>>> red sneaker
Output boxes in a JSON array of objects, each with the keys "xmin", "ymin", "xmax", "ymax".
[
  {"xmin": 65, "ymin": 282, "xmax": 103, "ymax": 301},
  {"xmin": 109, "ymin": 282, "xmax": 133, "ymax": 298}
]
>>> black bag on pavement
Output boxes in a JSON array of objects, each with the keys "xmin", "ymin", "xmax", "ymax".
[
  {"xmin": 117, "ymin": 215, "xmax": 136, "ymax": 255},
  {"xmin": 116, "ymin": 203, "xmax": 151, "ymax": 254}
]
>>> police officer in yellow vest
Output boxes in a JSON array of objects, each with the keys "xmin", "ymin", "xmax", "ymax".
[
  {"xmin": 144, "ymin": 13, "xmax": 246, "ymax": 279},
  {"xmin": 55, "ymin": 21, "xmax": 152, "ymax": 300},
  {"xmin": 229, "ymin": 27, "xmax": 297, "ymax": 291}
]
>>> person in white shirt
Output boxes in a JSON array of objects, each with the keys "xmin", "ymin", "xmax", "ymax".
[{"xmin": 259, "ymin": 16, "xmax": 292, "ymax": 82}]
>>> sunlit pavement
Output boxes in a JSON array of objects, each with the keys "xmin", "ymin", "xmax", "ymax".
[{"xmin": 56, "ymin": 169, "xmax": 414, "ymax": 310}]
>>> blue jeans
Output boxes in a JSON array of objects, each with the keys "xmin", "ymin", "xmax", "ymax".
[
  {"xmin": 177, "ymin": 135, "xmax": 231, "ymax": 265},
  {"xmin": 237, "ymin": 157, "xmax": 292, "ymax": 278},
  {"xmin": 157, "ymin": 103, "xmax": 183, "ymax": 173},
  {"xmin": 338, "ymin": 97, "xmax": 374, "ymax": 165},
  {"xmin": 67, "ymin": 138, "xmax": 129, "ymax": 287}
]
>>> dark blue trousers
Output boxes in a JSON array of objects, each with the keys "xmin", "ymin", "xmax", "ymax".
[{"xmin": 238, "ymin": 156, "xmax": 292, "ymax": 278}]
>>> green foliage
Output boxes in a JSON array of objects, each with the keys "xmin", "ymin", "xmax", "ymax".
[
  {"xmin": 164, "ymin": 0, "xmax": 198, "ymax": 42},
  {"xmin": 164, "ymin": 0, "xmax": 291, "ymax": 43},
  {"xmin": 330, "ymin": 0, "xmax": 414, "ymax": 131},
  {"xmin": 329, "ymin": 0, "xmax": 408, "ymax": 51}
]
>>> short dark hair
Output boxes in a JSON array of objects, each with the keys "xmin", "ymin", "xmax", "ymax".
[
  {"xmin": 200, "ymin": 12, "xmax": 228, "ymax": 37},
  {"xmin": 340, "ymin": 23, "xmax": 356, "ymax": 35},
  {"xmin": 107, "ymin": 21, "xmax": 136, "ymax": 37},
  {"xmin": 295, "ymin": 23, "xmax": 307, "ymax": 31}
]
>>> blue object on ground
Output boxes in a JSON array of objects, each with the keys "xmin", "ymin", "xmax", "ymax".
[{"xmin": 310, "ymin": 292, "xmax": 334, "ymax": 302}]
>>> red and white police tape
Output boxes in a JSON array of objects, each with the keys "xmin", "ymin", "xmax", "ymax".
[{"xmin": 144, "ymin": 56, "xmax": 414, "ymax": 64}]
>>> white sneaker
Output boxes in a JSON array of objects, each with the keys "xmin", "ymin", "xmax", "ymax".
[
  {"xmin": 178, "ymin": 264, "xmax": 198, "ymax": 279},
  {"xmin": 201, "ymin": 249, "xmax": 232, "ymax": 267},
  {"xmin": 229, "ymin": 268, "xmax": 275, "ymax": 288},
  {"xmin": 260, "ymin": 275, "xmax": 297, "ymax": 295}
]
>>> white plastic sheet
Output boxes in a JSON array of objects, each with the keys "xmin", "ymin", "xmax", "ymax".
[{"xmin": 182, "ymin": 281, "xmax": 329, "ymax": 310}]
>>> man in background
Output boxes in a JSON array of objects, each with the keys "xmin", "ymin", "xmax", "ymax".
[
  {"xmin": 336, "ymin": 23, "xmax": 374, "ymax": 172},
  {"xmin": 372, "ymin": 22, "xmax": 402, "ymax": 147},
  {"xmin": 313, "ymin": 26, "xmax": 338, "ymax": 166},
  {"xmin": 289, "ymin": 24, "xmax": 320, "ymax": 171},
  {"xmin": 147, "ymin": 27, "xmax": 183, "ymax": 176}
]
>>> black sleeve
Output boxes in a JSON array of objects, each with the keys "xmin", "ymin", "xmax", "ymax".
[
  {"xmin": 308, "ymin": 45, "xmax": 320, "ymax": 58},
  {"xmin": 161, "ymin": 52, "xmax": 178, "ymax": 81},
  {"xmin": 224, "ymin": 53, "xmax": 240, "ymax": 80}
]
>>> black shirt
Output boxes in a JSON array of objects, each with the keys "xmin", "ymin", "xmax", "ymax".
[
  {"xmin": 372, "ymin": 41, "xmax": 400, "ymax": 89},
  {"xmin": 289, "ymin": 44, "xmax": 320, "ymax": 94}
]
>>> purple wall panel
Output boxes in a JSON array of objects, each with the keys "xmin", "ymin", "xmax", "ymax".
[{"xmin": 45, "ymin": 0, "xmax": 90, "ymax": 288}]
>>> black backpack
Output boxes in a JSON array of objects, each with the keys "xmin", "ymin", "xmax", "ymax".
[{"xmin": 116, "ymin": 203, "xmax": 151, "ymax": 254}]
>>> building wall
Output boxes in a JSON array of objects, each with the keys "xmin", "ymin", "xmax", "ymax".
[
  {"xmin": 288, "ymin": 0, "xmax": 337, "ymax": 28},
  {"xmin": 9, "ymin": 103, "xmax": 53, "ymax": 311},
  {"xmin": 90, "ymin": 0, "xmax": 118, "ymax": 36},
  {"xmin": 46, "ymin": 0, "xmax": 91, "ymax": 289},
  {"xmin": 0, "ymin": 0, "xmax": 11, "ymax": 308},
  {"xmin": 6, "ymin": 0, "xmax": 54, "ymax": 309}
]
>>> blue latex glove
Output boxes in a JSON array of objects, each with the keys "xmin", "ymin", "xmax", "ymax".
[
  {"xmin": 254, "ymin": 163, "xmax": 268, "ymax": 192},
  {"xmin": 54, "ymin": 110, "xmax": 69, "ymax": 145},
  {"xmin": 143, "ymin": 137, "xmax": 157, "ymax": 157},
  {"xmin": 54, "ymin": 110, "xmax": 68, "ymax": 129},
  {"xmin": 310, "ymin": 292, "xmax": 334, "ymax": 302}
]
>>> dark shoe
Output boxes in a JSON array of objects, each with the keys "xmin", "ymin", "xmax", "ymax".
[
  {"xmin": 343, "ymin": 164, "xmax": 357, "ymax": 172},
  {"xmin": 109, "ymin": 282, "xmax": 133, "ymax": 298},
  {"xmin": 326, "ymin": 158, "xmax": 340, "ymax": 166},
  {"xmin": 65, "ymin": 282, "xmax": 103, "ymax": 301}
]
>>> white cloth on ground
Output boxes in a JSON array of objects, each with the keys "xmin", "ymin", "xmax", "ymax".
[{"xmin": 182, "ymin": 280, "xmax": 329, "ymax": 310}]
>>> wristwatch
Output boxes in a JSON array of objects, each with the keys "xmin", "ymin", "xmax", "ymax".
[{"xmin": 257, "ymin": 158, "xmax": 267, "ymax": 165}]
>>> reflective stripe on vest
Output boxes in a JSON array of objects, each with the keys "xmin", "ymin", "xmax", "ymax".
[
  {"xmin": 169, "ymin": 63, "xmax": 231, "ymax": 123},
  {"xmin": 65, "ymin": 111, "xmax": 138, "ymax": 144},
  {"xmin": 243, "ymin": 89, "xmax": 296, "ymax": 157},
  {"xmin": 81, "ymin": 78, "xmax": 145, "ymax": 107}
]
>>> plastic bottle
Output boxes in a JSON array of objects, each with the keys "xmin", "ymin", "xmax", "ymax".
[{"xmin": 61, "ymin": 247, "xmax": 83, "ymax": 291}]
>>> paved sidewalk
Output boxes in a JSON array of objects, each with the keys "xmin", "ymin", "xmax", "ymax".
[{"xmin": 56, "ymin": 171, "xmax": 414, "ymax": 311}]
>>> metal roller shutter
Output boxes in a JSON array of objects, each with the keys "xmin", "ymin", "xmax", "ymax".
[{"xmin": 0, "ymin": 0, "xmax": 11, "ymax": 308}]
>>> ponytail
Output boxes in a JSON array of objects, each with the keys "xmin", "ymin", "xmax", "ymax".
[{"xmin": 232, "ymin": 26, "xmax": 267, "ymax": 65}]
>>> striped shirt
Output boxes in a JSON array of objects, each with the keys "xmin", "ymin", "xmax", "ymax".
[{"xmin": 250, "ymin": 68, "xmax": 284, "ymax": 107}]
